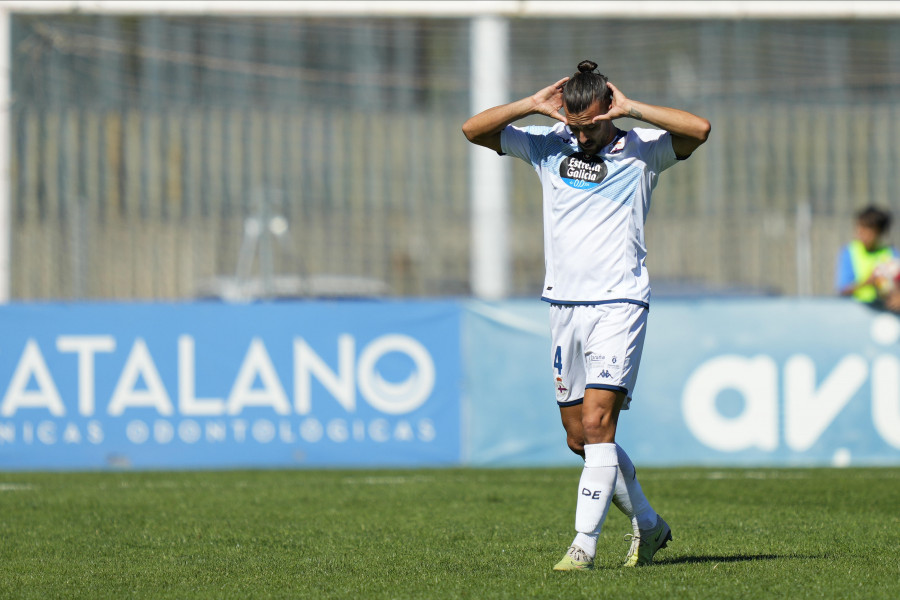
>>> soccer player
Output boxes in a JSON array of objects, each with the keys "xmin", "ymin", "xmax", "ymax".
[{"xmin": 462, "ymin": 60, "xmax": 710, "ymax": 570}]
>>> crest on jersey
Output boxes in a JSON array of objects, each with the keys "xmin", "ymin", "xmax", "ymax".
[
  {"xmin": 555, "ymin": 376, "xmax": 569, "ymax": 402},
  {"xmin": 559, "ymin": 152, "xmax": 608, "ymax": 190}
]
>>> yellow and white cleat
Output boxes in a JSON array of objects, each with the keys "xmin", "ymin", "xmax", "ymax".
[
  {"xmin": 623, "ymin": 516, "xmax": 672, "ymax": 567},
  {"xmin": 552, "ymin": 545, "xmax": 594, "ymax": 571}
]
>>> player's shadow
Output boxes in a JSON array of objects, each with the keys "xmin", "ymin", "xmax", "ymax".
[{"xmin": 658, "ymin": 554, "xmax": 789, "ymax": 565}]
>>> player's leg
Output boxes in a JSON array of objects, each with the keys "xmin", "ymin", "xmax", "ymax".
[
  {"xmin": 575, "ymin": 302, "xmax": 641, "ymax": 562},
  {"xmin": 615, "ymin": 444, "xmax": 672, "ymax": 566},
  {"xmin": 612, "ymin": 444, "xmax": 656, "ymax": 532},
  {"xmin": 550, "ymin": 305, "xmax": 599, "ymax": 570},
  {"xmin": 554, "ymin": 304, "xmax": 631, "ymax": 570},
  {"xmin": 598, "ymin": 312, "xmax": 661, "ymax": 554},
  {"xmin": 588, "ymin": 303, "xmax": 670, "ymax": 566},
  {"xmin": 554, "ymin": 388, "xmax": 623, "ymax": 571},
  {"xmin": 563, "ymin": 387, "xmax": 624, "ymax": 564},
  {"xmin": 559, "ymin": 403, "xmax": 585, "ymax": 458},
  {"xmin": 561, "ymin": 403, "xmax": 665, "ymax": 557}
]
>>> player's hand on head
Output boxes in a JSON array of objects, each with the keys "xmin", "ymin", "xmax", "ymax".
[
  {"xmin": 531, "ymin": 77, "xmax": 569, "ymax": 123},
  {"xmin": 592, "ymin": 81, "xmax": 630, "ymax": 123}
]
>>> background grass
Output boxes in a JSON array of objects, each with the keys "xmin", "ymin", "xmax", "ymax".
[{"xmin": 0, "ymin": 467, "xmax": 898, "ymax": 599}]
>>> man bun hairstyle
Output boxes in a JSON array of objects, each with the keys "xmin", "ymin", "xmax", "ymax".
[{"xmin": 563, "ymin": 60, "xmax": 613, "ymax": 114}]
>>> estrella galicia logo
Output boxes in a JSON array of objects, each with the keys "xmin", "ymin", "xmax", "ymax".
[{"xmin": 559, "ymin": 152, "xmax": 607, "ymax": 190}]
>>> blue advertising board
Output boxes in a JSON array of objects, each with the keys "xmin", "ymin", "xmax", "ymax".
[
  {"xmin": 2, "ymin": 297, "xmax": 898, "ymax": 469},
  {"xmin": 463, "ymin": 298, "xmax": 900, "ymax": 468},
  {"xmin": 0, "ymin": 301, "xmax": 461, "ymax": 469},
  {"xmin": 461, "ymin": 300, "xmax": 570, "ymax": 466},
  {"xmin": 631, "ymin": 298, "xmax": 900, "ymax": 467}
]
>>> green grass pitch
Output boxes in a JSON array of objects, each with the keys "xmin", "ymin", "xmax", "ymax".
[{"xmin": 1, "ymin": 467, "xmax": 898, "ymax": 599}]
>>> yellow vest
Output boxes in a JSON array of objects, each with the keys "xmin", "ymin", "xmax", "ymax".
[{"xmin": 848, "ymin": 240, "xmax": 895, "ymax": 302}]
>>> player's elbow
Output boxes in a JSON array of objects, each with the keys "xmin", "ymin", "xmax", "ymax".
[
  {"xmin": 461, "ymin": 119, "xmax": 482, "ymax": 144},
  {"xmin": 462, "ymin": 122, "xmax": 502, "ymax": 153},
  {"xmin": 673, "ymin": 119, "xmax": 711, "ymax": 159},
  {"xmin": 695, "ymin": 118, "xmax": 711, "ymax": 144}
]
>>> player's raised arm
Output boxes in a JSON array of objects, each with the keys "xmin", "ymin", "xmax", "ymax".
[
  {"xmin": 592, "ymin": 81, "xmax": 711, "ymax": 159},
  {"xmin": 462, "ymin": 77, "xmax": 569, "ymax": 153}
]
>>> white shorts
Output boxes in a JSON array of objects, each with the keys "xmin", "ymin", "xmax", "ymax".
[{"xmin": 549, "ymin": 302, "xmax": 648, "ymax": 410}]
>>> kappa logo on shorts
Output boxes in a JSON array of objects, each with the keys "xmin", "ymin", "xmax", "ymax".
[
  {"xmin": 559, "ymin": 152, "xmax": 607, "ymax": 190},
  {"xmin": 599, "ymin": 369, "xmax": 612, "ymax": 379}
]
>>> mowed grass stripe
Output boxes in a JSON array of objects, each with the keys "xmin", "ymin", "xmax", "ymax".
[{"xmin": 0, "ymin": 468, "xmax": 897, "ymax": 599}]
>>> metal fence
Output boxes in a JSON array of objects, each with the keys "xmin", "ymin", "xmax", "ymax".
[{"xmin": 10, "ymin": 14, "xmax": 900, "ymax": 300}]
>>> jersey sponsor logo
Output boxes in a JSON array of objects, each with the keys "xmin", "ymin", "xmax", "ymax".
[{"xmin": 559, "ymin": 152, "xmax": 607, "ymax": 190}]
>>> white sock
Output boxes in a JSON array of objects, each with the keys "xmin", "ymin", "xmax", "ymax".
[
  {"xmin": 612, "ymin": 443, "xmax": 657, "ymax": 531},
  {"xmin": 571, "ymin": 443, "xmax": 618, "ymax": 557}
]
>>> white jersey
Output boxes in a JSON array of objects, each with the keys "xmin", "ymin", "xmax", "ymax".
[{"xmin": 501, "ymin": 122, "xmax": 679, "ymax": 306}]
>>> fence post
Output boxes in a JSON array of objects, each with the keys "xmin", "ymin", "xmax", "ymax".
[{"xmin": 796, "ymin": 200, "xmax": 813, "ymax": 296}]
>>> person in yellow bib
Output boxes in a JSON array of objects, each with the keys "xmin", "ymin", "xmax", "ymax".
[{"xmin": 835, "ymin": 206, "xmax": 899, "ymax": 306}]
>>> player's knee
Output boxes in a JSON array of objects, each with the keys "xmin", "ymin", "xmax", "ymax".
[
  {"xmin": 566, "ymin": 434, "xmax": 585, "ymax": 457},
  {"xmin": 582, "ymin": 416, "xmax": 616, "ymax": 444}
]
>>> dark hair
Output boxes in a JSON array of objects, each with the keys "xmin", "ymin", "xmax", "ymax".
[
  {"xmin": 563, "ymin": 60, "xmax": 613, "ymax": 114},
  {"xmin": 856, "ymin": 205, "xmax": 892, "ymax": 234}
]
